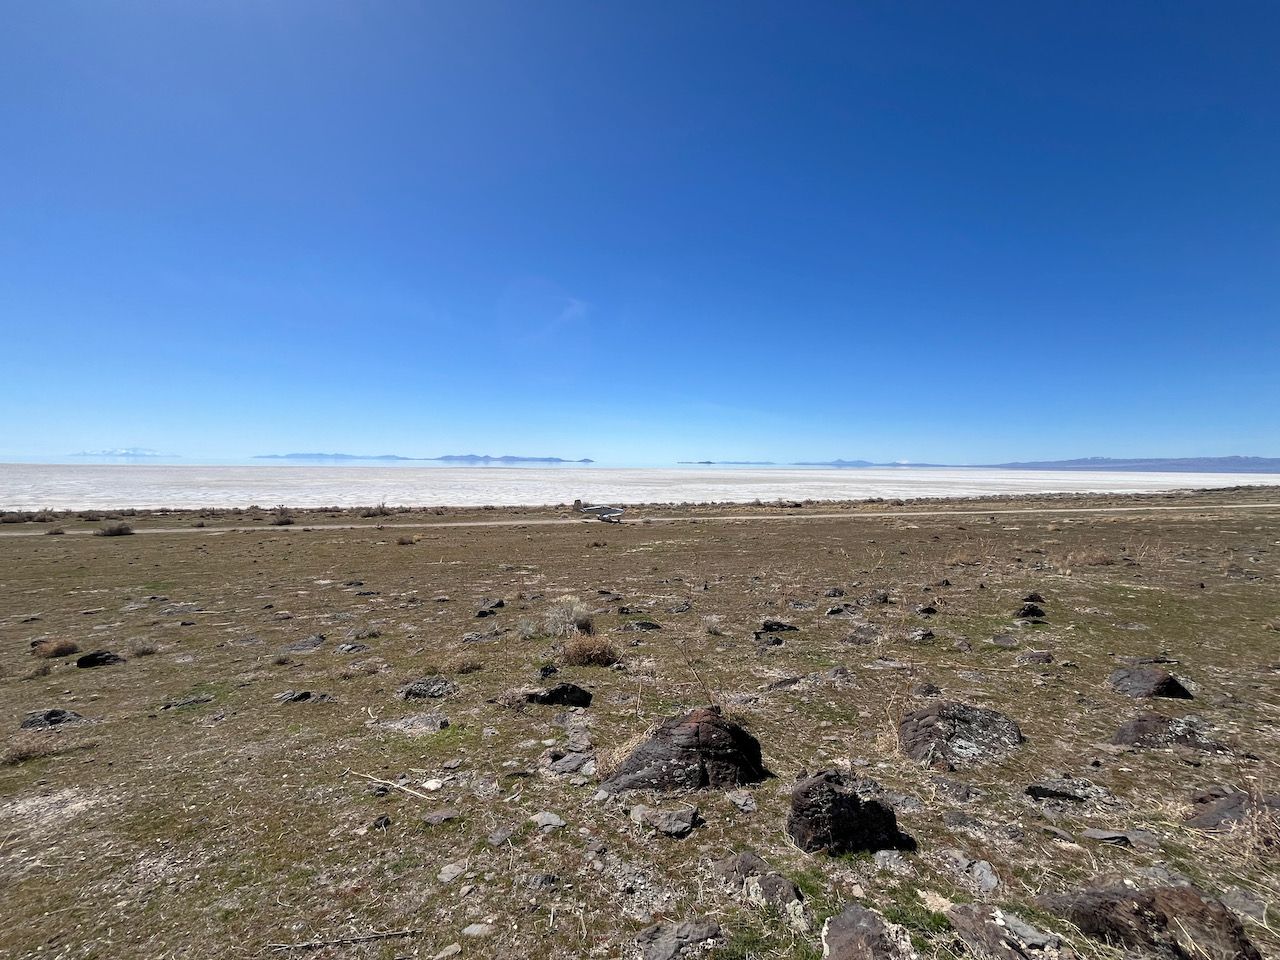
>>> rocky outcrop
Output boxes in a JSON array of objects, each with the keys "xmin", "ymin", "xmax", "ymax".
[
  {"xmin": 20, "ymin": 708, "xmax": 86, "ymax": 729},
  {"xmin": 898, "ymin": 701, "xmax": 1024, "ymax": 770},
  {"xmin": 396, "ymin": 676, "xmax": 458, "ymax": 700},
  {"xmin": 599, "ymin": 707, "xmax": 768, "ymax": 793},
  {"xmin": 1184, "ymin": 785, "xmax": 1280, "ymax": 837},
  {"xmin": 786, "ymin": 769, "xmax": 915, "ymax": 855},
  {"xmin": 1039, "ymin": 883, "xmax": 1261, "ymax": 960},
  {"xmin": 712, "ymin": 850, "xmax": 807, "ymax": 930}
]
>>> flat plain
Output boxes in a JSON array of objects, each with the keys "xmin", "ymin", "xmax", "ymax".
[{"xmin": 1, "ymin": 487, "xmax": 1277, "ymax": 959}]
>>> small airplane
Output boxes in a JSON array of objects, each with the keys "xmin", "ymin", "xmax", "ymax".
[{"xmin": 573, "ymin": 498, "xmax": 625, "ymax": 523}]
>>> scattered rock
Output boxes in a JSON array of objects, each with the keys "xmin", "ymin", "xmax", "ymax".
[
  {"xmin": 713, "ymin": 851, "xmax": 807, "ymax": 930},
  {"xmin": 20, "ymin": 708, "xmax": 85, "ymax": 729},
  {"xmin": 947, "ymin": 903, "xmax": 1073, "ymax": 959},
  {"xmin": 786, "ymin": 769, "xmax": 914, "ymax": 855},
  {"xmin": 821, "ymin": 903, "xmax": 918, "ymax": 960},
  {"xmin": 437, "ymin": 862, "xmax": 465, "ymax": 883},
  {"xmin": 460, "ymin": 923, "xmax": 495, "ymax": 938},
  {"xmin": 1039, "ymin": 882, "xmax": 1261, "ymax": 960},
  {"xmin": 273, "ymin": 690, "xmax": 333, "ymax": 703},
  {"xmin": 525, "ymin": 682, "xmax": 592, "ymax": 707},
  {"xmin": 160, "ymin": 694, "xmax": 214, "ymax": 710},
  {"xmin": 1111, "ymin": 713, "xmax": 1224, "ymax": 751},
  {"xmin": 1079, "ymin": 828, "xmax": 1159, "ymax": 850},
  {"xmin": 1018, "ymin": 650, "xmax": 1054, "ymax": 665},
  {"xmin": 530, "ymin": 811, "xmax": 565, "ymax": 832},
  {"xmin": 1184, "ymin": 785, "xmax": 1280, "ymax": 836},
  {"xmin": 422, "ymin": 807, "xmax": 461, "ymax": 826},
  {"xmin": 1016, "ymin": 602, "xmax": 1046, "ymax": 619},
  {"xmin": 727, "ymin": 788, "xmax": 757, "ymax": 812},
  {"xmin": 378, "ymin": 713, "xmax": 450, "ymax": 735},
  {"xmin": 600, "ymin": 706, "xmax": 769, "ymax": 794},
  {"xmin": 1109, "ymin": 667, "xmax": 1192, "ymax": 699},
  {"xmin": 760, "ymin": 619, "xmax": 797, "ymax": 632},
  {"xmin": 898, "ymin": 701, "xmax": 1024, "ymax": 770},
  {"xmin": 635, "ymin": 918, "xmax": 720, "ymax": 960},
  {"xmin": 76, "ymin": 650, "xmax": 124, "ymax": 668},
  {"xmin": 630, "ymin": 804, "xmax": 700, "ymax": 837},
  {"xmin": 397, "ymin": 676, "xmax": 458, "ymax": 700},
  {"xmin": 620, "ymin": 619, "xmax": 662, "ymax": 632},
  {"xmin": 1025, "ymin": 777, "xmax": 1115, "ymax": 807},
  {"xmin": 990, "ymin": 635, "xmax": 1019, "ymax": 649},
  {"xmin": 941, "ymin": 848, "xmax": 999, "ymax": 892},
  {"xmin": 284, "ymin": 633, "xmax": 325, "ymax": 653}
]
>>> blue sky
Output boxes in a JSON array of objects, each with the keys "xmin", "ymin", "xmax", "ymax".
[{"xmin": 2, "ymin": 1, "xmax": 1277, "ymax": 464}]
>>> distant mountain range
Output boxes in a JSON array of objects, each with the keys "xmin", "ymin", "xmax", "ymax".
[
  {"xmin": 253, "ymin": 452, "xmax": 593, "ymax": 463},
  {"xmin": 685, "ymin": 456, "xmax": 1280, "ymax": 473},
  {"xmin": 984, "ymin": 456, "xmax": 1280, "ymax": 473},
  {"xmin": 72, "ymin": 448, "xmax": 168, "ymax": 458}
]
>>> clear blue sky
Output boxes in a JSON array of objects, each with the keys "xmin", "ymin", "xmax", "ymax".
[{"xmin": 2, "ymin": 2, "xmax": 1277, "ymax": 464}]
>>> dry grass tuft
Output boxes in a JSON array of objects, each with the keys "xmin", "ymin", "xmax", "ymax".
[
  {"xmin": 543, "ymin": 595, "xmax": 594, "ymax": 637},
  {"xmin": 563, "ymin": 635, "xmax": 620, "ymax": 667},
  {"xmin": 2, "ymin": 731, "xmax": 96, "ymax": 766},
  {"xmin": 702, "ymin": 614, "xmax": 725, "ymax": 636},
  {"xmin": 130, "ymin": 640, "xmax": 159, "ymax": 657},
  {"xmin": 95, "ymin": 522, "xmax": 134, "ymax": 537},
  {"xmin": 1067, "ymin": 548, "xmax": 1113, "ymax": 566},
  {"xmin": 396, "ymin": 535, "xmax": 417, "ymax": 546},
  {"xmin": 32, "ymin": 639, "xmax": 80, "ymax": 659}
]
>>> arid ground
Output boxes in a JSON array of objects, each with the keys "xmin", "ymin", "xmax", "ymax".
[{"xmin": 1, "ymin": 488, "xmax": 1277, "ymax": 959}]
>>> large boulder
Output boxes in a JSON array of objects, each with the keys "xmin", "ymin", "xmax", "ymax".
[
  {"xmin": 1111, "ymin": 713, "xmax": 1224, "ymax": 751},
  {"xmin": 786, "ymin": 769, "xmax": 914, "ymax": 855},
  {"xmin": 898, "ymin": 701, "xmax": 1024, "ymax": 770},
  {"xmin": 821, "ymin": 903, "xmax": 917, "ymax": 960},
  {"xmin": 1109, "ymin": 667, "xmax": 1192, "ymax": 699},
  {"xmin": 1039, "ymin": 883, "xmax": 1260, "ymax": 960},
  {"xmin": 599, "ymin": 707, "xmax": 768, "ymax": 793},
  {"xmin": 20, "ymin": 708, "xmax": 86, "ymax": 729}
]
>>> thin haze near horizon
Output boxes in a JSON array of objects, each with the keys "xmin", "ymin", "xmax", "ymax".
[{"xmin": 2, "ymin": 2, "xmax": 1278, "ymax": 464}]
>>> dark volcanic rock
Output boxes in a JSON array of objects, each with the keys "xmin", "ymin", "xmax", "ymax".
[
  {"xmin": 396, "ymin": 676, "xmax": 458, "ymax": 700},
  {"xmin": 525, "ymin": 682, "xmax": 592, "ymax": 707},
  {"xmin": 1109, "ymin": 667, "xmax": 1192, "ymax": 699},
  {"xmin": 712, "ymin": 850, "xmax": 806, "ymax": 926},
  {"xmin": 76, "ymin": 650, "xmax": 124, "ymax": 668},
  {"xmin": 635, "ymin": 918, "xmax": 720, "ymax": 960},
  {"xmin": 273, "ymin": 690, "xmax": 333, "ymax": 703},
  {"xmin": 947, "ymin": 903, "xmax": 1073, "ymax": 959},
  {"xmin": 786, "ymin": 769, "xmax": 914, "ymax": 855},
  {"xmin": 821, "ymin": 903, "xmax": 916, "ymax": 960},
  {"xmin": 600, "ymin": 706, "xmax": 768, "ymax": 793},
  {"xmin": 1111, "ymin": 713, "xmax": 1224, "ymax": 751},
  {"xmin": 898, "ymin": 701, "xmax": 1024, "ymax": 770},
  {"xmin": 620, "ymin": 619, "xmax": 663, "ymax": 632},
  {"xmin": 1184, "ymin": 785, "xmax": 1280, "ymax": 836},
  {"xmin": 1016, "ymin": 602, "xmax": 1046, "ymax": 619},
  {"xmin": 760, "ymin": 619, "xmax": 797, "ymax": 632},
  {"xmin": 20, "ymin": 708, "xmax": 85, "ymax": 729},
  {"xmin": 1039, "ymin": 883, "xmax": 1261, "ymax": 960}
]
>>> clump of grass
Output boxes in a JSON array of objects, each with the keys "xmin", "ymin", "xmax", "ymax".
[
  {"xmin": 271, "ymin": 505, "xmax": 294, "ymax": 526},
  {"xmin": 361, "ymin": 501, "xmax": 393, "ymax": 518},
  {"xmin": 516, "ymin": 617, "xmax": 540, "ymax": 640},
  {"xmin": 543, "ymin": 595, "xmax": 594, "ymax": 637},
  {"xmin": 95, "ymin": 522, "xmax": 133, "ymax": 537},
  {"xmin": 703, "ymin": 614, "xmax": 725, "ymax": 636},
  {"xmin": 130, "ymin": 640, "xmax": 159, "ymax": 657},
  {"xmin": 46, "ymin": 527, "xmax": 65, "ymax": 536},
  {"xmin": 563, "ymin": 635, "xmax": 620, "ymax": 667},
  {"xmin": 1067, "ymin": 548, "xmax": 1113, "ymax": 566},
  {"xmin": 32, "ymin": 639, "xmax": 79, "ymax": 659},
  {"xmin": 22, "ymin": 663, "xmax": 52, "ymax": 680},
  {"xmin": 3, "ymin": 732, "xmax": 96, "ymax": 766},
  {"xmin": 192, "ymin": 520, "xmax": 207, "ymax": 528},
  {"xmin": 396, "ymin": 535, "xmax": 416, "ymax": 546}
]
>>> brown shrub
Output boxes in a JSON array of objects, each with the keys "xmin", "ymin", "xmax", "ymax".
[
  {"xmin": 130, "ymin": 640, "xmax": 159, "ymax": 657},
  {"xmin": 32, "ymin": 639, "xmax": 79, "ymax": 659},
  {"xmin": 95, "ymin": 522, "xmax": 133, "ymax": 537},
  {"xmin": 543, "ymin": 596, "xmax": 594, "ymax": 637},
  {"xmin": 563, "ymin": 635, "xmax": 620, "ymax": 667}
]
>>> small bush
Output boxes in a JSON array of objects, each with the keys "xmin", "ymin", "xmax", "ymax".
[
  {"xmin": 703, "ymin": 615, "xmax": 725, "ymax": 636},
  {"xmin": 130, "ymin": 640, "xmax": 159, "ymax": 657},
  {"xmin": 95, "ymin": 522, "xmax": 133, "ymax": 537},
  {"xmin": 396, "ymin": 535, "xmax": 416, "ymax": 546},
  {"xmin": 1, "ymin": 512, "xmax": 31, "ymax": 524},
  {"xmin": 32, "ymin": 639, "xmax": 79, "ymax": 659},
  {"xmin": 361, "ymin": 501, "xmax": 393, "ymax": 518},
  {"xmin": 563, "ymin": 635, "xmax": 620, "ymax": 667},
  {"xmin": 192, "ymin": 520, "xmax": 207, "ymax": 528},
  {"xmin": 543, "ymin": 596, "xmax": 594, "ymax": 637},
  {"xmin": 22, "ymin": 663, "xmax": 52, "ymax": 680},
  {"xmin": 271, "ymin": 505, "xmax": 294, "ymax": 526},
  {"xmin": 516, "ymin": 618, "xmax": 540, "ymax": 640},
  {"xmin": 46, "ymin": 527, "xmax": 65, "ymax": 536}
]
